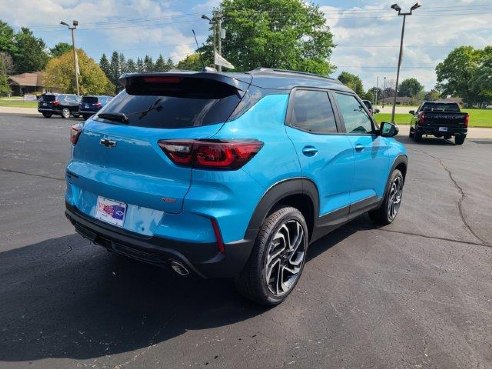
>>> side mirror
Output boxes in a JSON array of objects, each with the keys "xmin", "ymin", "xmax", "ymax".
[
  {"xmin": 374, "ymin": 108, "xmax": 380, "ymax": 114},
  {"xmin": 380, "ymin": 121, "xmax": 399, "ymax": 137},
  {"xmin": 409, "ymin": 110, "xmax": 415, "ymax": 115}
]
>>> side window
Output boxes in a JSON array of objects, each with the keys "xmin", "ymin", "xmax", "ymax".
[
  {"xmin": 334, "ymin": 93, "xmax": 374, "ymax": 134},
  {"xmin": 288, "ymin": 90, "xmax": 338, "ymax": 134}
]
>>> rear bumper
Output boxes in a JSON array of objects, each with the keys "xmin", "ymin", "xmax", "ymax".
[
  {"xmin": 65, "ymin": 203, "xmax": 254, "ymax": 278},
  {"xmin": 415, "ymin": 125, "xmax": 467, "ymax": 136},
  {"xmin": 38, "ymin": 108, "xmax": 60, "ymax": 114}
]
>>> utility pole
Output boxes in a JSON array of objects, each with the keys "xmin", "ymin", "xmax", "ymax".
[
  {"xmin": 60, "ymin": 20, "xmax": 79, "ymax": 95},
  {"xmin": 390, "ymin": 2, "xmax": 421, "ymax": 122},
  {"xmin": 217, "ymin": 12, "xmax": 223, "ymax": 72},
  {"xmin": 202, "ymin": 11, "xmax": 225, "ymax": 71},
  {"xmin": 382, "ymin": 77, "xmax": 386, "ymax": 108},
  {"xmin": 375, "ymin": 76, "xmax": 379, "ymax": 106}
]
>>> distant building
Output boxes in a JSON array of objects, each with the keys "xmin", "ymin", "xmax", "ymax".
[
  {"xmin": 8, "ymin": 72, "xmax": 45, "ymax": 96},
  {"xmin": 379, "ymin": 96, "xmax": 413, "ymax": 105}
]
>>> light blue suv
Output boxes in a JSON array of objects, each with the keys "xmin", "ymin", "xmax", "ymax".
[{"xmin": 65, "ymin": 69, "xmax": 407, "ymax": 305}]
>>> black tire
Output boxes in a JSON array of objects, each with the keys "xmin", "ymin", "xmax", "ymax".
[
  {"xmin": 82, "ymin": 114, "xmax": 91, "ymax": 120},
  {"xmin": 61, "ymin": 107, "xmax": 70, "ymax": 119},
  {"xmin": 414, "ymin": 131, "xmax": 422, "ymax": 142},
  {"xmin": 369, "ymin": 169, "xmax": 404, "ymax": 226},
  {"xmin": 455, "ymin": 135, "xmax": 466, "ymax": 145},
  {"xmin": 235, "ymin": 207, "xmax": 308, "ymax": 306},
  {"xmin": 409, "ymin": 127, "xmax": 414, "ymax": 138},
  {"xmin": 42, "ymin": 113, "xmax": 52, "ymax": 118}
]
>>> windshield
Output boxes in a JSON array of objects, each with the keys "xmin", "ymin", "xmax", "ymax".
[{"xmin": 40, "ymin": 95, "xmax": 56, "ymax": 102}]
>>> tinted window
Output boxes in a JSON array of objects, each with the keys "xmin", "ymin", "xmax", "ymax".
[
  {"xmin": 421, "ymin": 103, "xmax": 460, "ymax": 112},
  {"xmin": 82, "ymin": 96, "xmax": 98, "ymax": 104},
  {"xmin": 334, "ymin": 93, "xmax": 373, "ymax": 134},
  {"xmin": 98, "ymin": 82, "xmax": 241, "ymax": 129},
  {"xmin": 40, "ymin": 95, "xmax": 55, "ymax": 102},
  {"xmin": 288, "ymin": 90, "xmax": 337, "ymax": 134}
]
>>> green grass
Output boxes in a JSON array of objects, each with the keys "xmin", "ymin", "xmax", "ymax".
[
  {"xmin": 375, "ymin": 109, "xmax": 492, "ymax": 128},
  {"xmin": 0, "ymin": 98, "xmax": 38, "ymax": 108}
]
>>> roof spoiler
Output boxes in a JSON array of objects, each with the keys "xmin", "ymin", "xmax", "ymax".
[{"xmin": 118, "ymin": 72, "xmax": 251, "ymax": 97}]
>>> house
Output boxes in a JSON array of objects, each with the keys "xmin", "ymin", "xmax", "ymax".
[
  {"xmin": 8, "ymin": 72, "xmax": 45, "ymax": 96},
  {"xmin": 379, "ymin": 96, "xmax": 414, "ymax": 105}
]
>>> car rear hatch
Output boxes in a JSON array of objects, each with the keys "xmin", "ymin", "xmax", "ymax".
[
  {"xmin": 39, "ymin": 95, "xmax": 56, "ymax": 109},
  {"xmin": 80, "ymin": 96, "xmax": 100, "ymax": 111},
  {"xmin": 67, "ymin": 72, "xmax": 251, "ymax": 217},
  {"xmin": 422, "ymin": 111, "xmax": 468, "ymax": 129}
]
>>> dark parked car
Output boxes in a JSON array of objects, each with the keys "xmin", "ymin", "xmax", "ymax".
[
  {"xmin": 38, "ymin": 94, "xmax": 81, "ymax": 119},
  {"xmin": 409, "ymin": 101, "xmax": 468, "ymax": 145},
  {"xmin": 362, "ymin": 100, "xmax": 380, "ymax": 116},
  {"xmin": 65, "ymin": 69, "xmax": 407, "ymax": 305},
  {"xmin": 79, "ymin": 95, "xmax": 112, "ymax": 120}
]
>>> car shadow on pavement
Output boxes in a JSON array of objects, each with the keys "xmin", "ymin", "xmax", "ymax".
[{"xmin": 0, "ymin": 225, "xmax": 354, "ymax": 363}]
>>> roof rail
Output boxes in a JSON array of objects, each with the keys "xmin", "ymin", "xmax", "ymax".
[{"xmin": 250, "ymin": 67, "xmax": 341, "ymax": 83}]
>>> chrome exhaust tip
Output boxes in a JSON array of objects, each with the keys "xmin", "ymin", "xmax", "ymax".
[{"xmin": 169, "ymin": 260, "xmax": 190, "ymax": 277}]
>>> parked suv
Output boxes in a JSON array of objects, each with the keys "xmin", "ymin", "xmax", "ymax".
[
  {"xmin": 65, "ymin": 69, "xmax": 407, "ymax": 305},
  {"xmin": 38, "ymin": 93, "xmax": 80, "ymax": 118},
  {"xmin": 79, "ymin": 95, "xmax": 112, "ymax": 120}
]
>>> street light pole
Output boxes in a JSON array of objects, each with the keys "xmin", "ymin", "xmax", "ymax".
[
  {"xmin": 390, "ymin": 3, "xmax": 420, "ymax": 123},
  {"xmin": 201, "ymin": 14, "xmax": 216, "ymax": 70},
  {"xmin": 60, "ymin": 20, "xmax": 79, "ymax": 95}
]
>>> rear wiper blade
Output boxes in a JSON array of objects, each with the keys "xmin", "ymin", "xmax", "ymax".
[{"xmin": 97, "ymin": 112, "xmax": 129, "ymax": 124}]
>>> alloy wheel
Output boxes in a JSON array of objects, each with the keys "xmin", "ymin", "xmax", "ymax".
[
  {"xmin": 265, "ymin": 219, "xmax": 306, "ymax": 296},
  {"xmin": 387, "ymin": 175, "xmax": 403, "ymax": 221}
]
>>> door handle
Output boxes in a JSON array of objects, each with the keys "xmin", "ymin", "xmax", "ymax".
[
  {"xmin": 355, "ymin": 144, "xmax": 364, "ymax": 152},
  {"xmin": 302, "ymin": 146, "xmax": 318, "ymax": 157}
]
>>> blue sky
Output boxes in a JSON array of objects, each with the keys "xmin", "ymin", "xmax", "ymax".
[{"xmin": 0, "ymin": 0, "xmax": 491, "ymax": 90}]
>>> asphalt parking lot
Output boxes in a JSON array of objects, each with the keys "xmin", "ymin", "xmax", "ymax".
[{"xmin": 1, "ymin": 113, "xmax": 491, "ymax": 369}]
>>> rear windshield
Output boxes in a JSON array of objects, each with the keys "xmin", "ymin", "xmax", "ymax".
[
  {"xmin": 40, "ymin": 95, "xmax": 56, "ymax": 102},
  {"xmin": 82, "ymin": 96, "xmax": 98, "ymax": 103},
  {"xmin": 97, "ymin": 77, "xmax": 241, "ymax": 128},
  {"xmin": 421, "ymin": 103, "xmax": 460, "ymax": 112}
]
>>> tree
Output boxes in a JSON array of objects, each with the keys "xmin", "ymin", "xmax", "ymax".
[
  {"xmin": 177, "ymin": 53, "xmax": 204, "ymax": 71},
  {"xmin": 43, "ymin": 49, "xmax": 114, "ymax": 95},
  {"xmin": 12, "ymin": 27, "xmax": 49, "ymax": 73},
  {"xmin": 154, "ymin": 54, "xmax": 174, "ymax": 72},
  {"xmin": 0, "ymin": 21, "xmax": 16, "ymax": 55},
  {"xmin": 143, "ymin": 55, "xmax": 154, "ymax": 72},
  {"xmin": 99, "ymin": 53, "xmax": 111, "ymax": 79},
  {"xmin": 50, "ymin": 42, "xmax": 72, "ymax": 58},
  {"xmin": 470, "ymin": 47, "xmax": 492, "ymax": 105},
  {"xmin": 126, "ymin": 58, "xmax": 137, "ymax": 73},
  {"xmin": 398, "ymin": 78, "xmax": 423, "ymax": 97},
  {"xmin": 436, "ymin": 46, "xmax": 482, "ymax": 105},
  {"xmin": 109, "ymin": 51, "xmax": 120, "ymax": 86},
  {"xmin": 119, "ymin": 53, "xmax": 127, "ymax": 74},
  {"xmin": 0, "ymin": 59, "xmax": 10, "ymax": 96},
  {"xmin": 337, "ymin": 71, "xmax": 364, "ymax": 96},
  {"xmin": 424, "ymin": 89, "xmax": 441, "ymax": 101},
  {"xmin": 0, "ymin": 52, "xmax": 14, "ymax": 75},
  {"xmin": 213, "ymin": 0, "xmax": 335, "ymax": 74},
  {"xmin": 136, "ymin": 57, "xmax": 144, "ymax": 72}
]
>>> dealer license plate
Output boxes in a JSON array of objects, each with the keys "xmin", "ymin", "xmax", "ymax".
[
  {"xmin": 95, "ymin": 196, "xmax": 127, "ymax": 227},
  {"xmin": 438, "ymin": 127, "xmax": 448, "ymax": 132}
]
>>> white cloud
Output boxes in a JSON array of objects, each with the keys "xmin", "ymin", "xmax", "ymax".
[{"xmin": 322, "ymin": 0, "xmax": 492, "ymax": 90}]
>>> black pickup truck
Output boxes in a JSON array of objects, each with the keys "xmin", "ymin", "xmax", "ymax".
[{"xmin": 409, "ymin": 101, "xmax": 469, "ymax": 145}]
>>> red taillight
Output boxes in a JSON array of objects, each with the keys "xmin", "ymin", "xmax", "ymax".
[
  {"xmin": 211, "ymin": 218, "xmax": 225, "ymax": 254},
  {"xmin": 418, "ymin": 112, "xmax": 425, "ymax": 125},
  {"xmin": 94, "ymin": 102, "xmax": 102, "ymax": 108},
  {"xmin": 52, "ymin": 100, "xmax": 60, "ymax": 106},
  {"xmin": 464, "ymin": 113, "xmax": 469, "ymax": 128},
  {"xmin": 158, "ymin": 139, "xmax": 263, "ymax": 170},
  {"xmin": 70, "ymin": 123, "xmax": 82, "ymax": 145}
]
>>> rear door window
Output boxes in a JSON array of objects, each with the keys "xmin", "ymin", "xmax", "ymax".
[
  {"xmin": 40, "ymin": 95, "xmax": 55, "ymax": 102},
  {"xmin": 287, "ymin": 89, "xmax": 338, "ymax": 134},
  {"xmin": 97, "ymin": 77, "xmax": 242, "ymax": 128},
  {"xmin": 333, "ymin": 93, "xmax": 374, "ymax": 134},
  {"xmin": 82, "ymin": 96, "xmax": 98, "ymax": 104}
]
